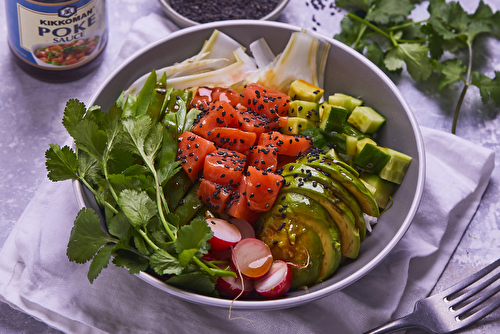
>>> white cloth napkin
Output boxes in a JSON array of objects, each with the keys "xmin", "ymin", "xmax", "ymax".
[{"xmin": 0, "ymin": 13, "xmax": 496, "ymax": 334}]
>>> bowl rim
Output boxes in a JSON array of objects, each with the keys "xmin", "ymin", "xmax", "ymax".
[
  {"xmin": 75, "ymin": 19, "xmax": 426, "ymax": 310},
  {"xmin": 157, "ymin": 0, "xmax": 291, "ymax": 27}
]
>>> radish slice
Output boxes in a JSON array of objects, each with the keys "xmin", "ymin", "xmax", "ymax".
[
  {"xmin": 215, "ymin": 264, "xmax": 254, "ymax": 298},
  {"xmin": 206, "ymin": 218, "xmax": 242, "ymax": 252},
  {"xmin": 232, "ymin": 238, "xmax": 273, "ymax": 279},
  {"xmin": 229, "ymin": 218, "xmax": 256, "ymax": 239},
  {"xmin": 254, "ymin": 260, "xmax": 292, "ymax": 298}
]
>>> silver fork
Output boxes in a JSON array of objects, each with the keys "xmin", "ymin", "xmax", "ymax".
[{"xmin": 364, "ymin": 258, "xmax": 500, "ymax": 334}]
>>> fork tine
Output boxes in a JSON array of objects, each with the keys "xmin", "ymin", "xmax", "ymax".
[
  {"xmin": 439, "ymin": 258, "xmax": 500, "ymax": 299},
  {"xmin": 455, "ymin": 283, "xmax": 500, "ymax": 324},
  {"xmin": 448, "ymin": 270, "xmax": 500, "ymax": 306}
]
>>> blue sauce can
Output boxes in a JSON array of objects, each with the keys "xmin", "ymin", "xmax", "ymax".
[{"xmin": 5, "ymin": 0, "xmax": 108, "ymax": 82}]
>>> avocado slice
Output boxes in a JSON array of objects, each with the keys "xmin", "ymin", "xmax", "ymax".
[
  {"xmin": 256, "ymin": 192, "xmax": 341, "ymax": 287},
  {"xmin": 281, "ymin": 162, "xmax": 366, "ymax": 242},
  {"xmin": 298, "ymin": 154, "xmax": 380, "ymax": 218},
  {"xmin": 281, "ymin": 176, "xmax": 360, "ymax": 259}
]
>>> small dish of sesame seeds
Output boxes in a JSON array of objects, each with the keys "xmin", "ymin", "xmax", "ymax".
[{"xmin": 158, "ymin": 0, "xmax": 290, "ymax": 28}]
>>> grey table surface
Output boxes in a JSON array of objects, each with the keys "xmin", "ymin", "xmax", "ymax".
[{"xmin": 0, "ymin": 0, "xmax": 499, "ymax": 333}]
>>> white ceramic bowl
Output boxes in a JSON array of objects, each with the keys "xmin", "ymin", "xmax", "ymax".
[
  {"xmin": 158, "ymin": 0, "xmax": 290, "ymax": 28},
  {"xmin": 74, "ymin": 20, "xmax": 425, "ymax": 310}
]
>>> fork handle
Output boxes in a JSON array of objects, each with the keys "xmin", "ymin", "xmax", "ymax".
[{"xmin": 363, "ymin": 313, "xmax": 423, "ymax": 334}]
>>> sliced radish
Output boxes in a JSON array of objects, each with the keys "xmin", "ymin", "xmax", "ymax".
[
  {"xmin": 215, "ymin": 264, "xmax": 254, "ymax": 298},
  {"xmin": 229, "ymin": 218, "xmax": 256, "ymax": 239},
  {"xmin": 206, "ymin": 218, "xmax": 242, "ymax": 252},
  {"xmin": 232, "ymin": 238, "xmax": 273, "ymax": 279},
  {"xmin": 254, "ymin": 260, "xmax": 292, "ymax": 298}
]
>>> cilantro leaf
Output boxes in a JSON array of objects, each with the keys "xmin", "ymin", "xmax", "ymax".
[
  {"xmin": 62, "ymin": 99, "xmax": 87, "ymax": 137},
  {"xmin": 106, "ymin": 148, "xmax": 135, "ymax": 175},
  {"xmin": 121, "ymin": 115, "xmax": 162, "ymax": 168},
  {"xmin": 107, "ymin": 210, "xmax": 132, "ymax": 239},
  {"xmin": 471, "ymin": 71, "xmax": 500, "ymax": 106},
  {"xmin": 385, "ymin": 43, "xmax": 432, "ymax": 81},
  {"xmin": 167, "ymin": 272, "xmax": 216, "ymax": 295},
  {"xmin": 78, "ymin": 151, "xmax": 101, "ymax": 185},
  {"xmin": 45, "ymin": 144, "xmax": 79, "ymax": 181},
  {"xmin": 366, "ymin": 0, "xmax": 414, "ymax": 24},
  {"xmin": 365, "ymin": 41, "xmax": 385, "ymax": 68},
  {"xmin": 102, "ymin": 103, "xmax": 124, "ymax": 151},
  {"xmin": 335, "ymin": 0, "xmax": 372, "ymax": 12},
  {"xmin": 87, "ymin": 243, "xmax": 114, "ymax": 283},
  {"xmin": 175, "ymin": 218, "xmax": 212, "ymax": 267},
  {"xmin": 432, "ymin": 58, "xmax": 467, "ymax": 90},
  {"xmin": 144, "ymin": 122, "xmax": 163, "ymax": 161},
  {"xmin": 150, "ymin": 248, "xmax": 183, "ymax": 275},
  {"xmin": 117, "ymin": 189, "xmax": 157, "ymax": 230},
  {"xmin": 66, "ymin": 208, "xmax": 116, "ymax": 264},
  {"xmin": 335, "ymin": 16, "xmax": 365, "ymax": 49},
  {"xmin": 112, "ymin": 247, "xmax": 149, "ymax": 274},
  {"xmin": 471, "ymin": 0, "xmax": 500, "ymax": 30},
  {"xmin": 158, "ymin": 161, "xmax": 182, "ymax": 186},
  {"xmin": 71, "ymin": 118, "xmax": 107, "ymax": 163}
]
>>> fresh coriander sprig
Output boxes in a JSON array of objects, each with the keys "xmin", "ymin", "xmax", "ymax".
[
  {"xmin": 45, "ymin": 71, "xmax": 236, "ymax": 293},
  {"xmin": 335, "ymin": 0, "xmax": 500, "ymax": 134}
]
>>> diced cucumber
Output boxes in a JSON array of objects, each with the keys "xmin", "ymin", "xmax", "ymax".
[
  {"xmin": 319, "ymin": 104, "xmax": 348, "ymax": 133},
  {"xmin": 378, "ymin": 148, "xmax": 412, "ymax": 184},
  {"xmin": 360, "ymin": 173, "xmax": 395, "ymax": 209},
  {"xmin": 342, "ymin": 122, "xmax": 370, "ymax": 139},
  {"xmin": 288, "ymin": 100, "xmax": 320, "ymax": 121},
  {"xmin": 353, "ymin": 144, "xmax": 391, "ymax": 174},
  {"xmin": 356, "ymin": 137, "xmax": 377, "ymax": 156},
  {"xmin": 348, "ymin": 106, "xmax": 386, "ymax": 133},
  {"xmin": 280, "ymin": 117, "xmax": 316, "ymax": 135},
  {"xmin": 288, "ymin": 79, "xmax": 324, "ymax": 102},
  {"xmin": 328, "ymin": 93, "xmax": 363, "ymax": 113},
  {"xmin": 326, "ymin": 133, "xmax": 358, "ymax": 156}
]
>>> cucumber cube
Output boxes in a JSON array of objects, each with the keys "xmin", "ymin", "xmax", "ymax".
[
  {"xmin": 288, "ymin": 79, "xmax": 324, "ymax": 102},
  {"xmin": 319, "ymin": 104, "xmax": 348, "ymax": 133},
  {"xmin": 328, "ymin": 93, "xmax": 363, "ymax": 113},
  {"xmin": 348, "ymin": 106, "xmax": 386, "ymax": 133},
  {"xmin": 354, "ymin": 144, "xmax": 391, "ymax": 174},
  {"xmin": 288, "ymin": 100, "xmax": 320, "ymax": 121},
  {"xmin": 360, "ymin": 173, "xmax": 395, "ymax": 209},
  {"xmin": 356, "ymin": 137, "xmax": 377, "ymax": 155},
  {"xmin": 280, "ymin": 117, "xmax": 316, "ymax": 135},
  {"xmin": 378, "ymin": 148, "xmax": 412, "ymax": 184},
  {"xmin": 326, "ymin": 133, "xmax": 358, "ymax": 156}
]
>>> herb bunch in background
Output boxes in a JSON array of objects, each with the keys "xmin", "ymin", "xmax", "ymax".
[{"xmin": 334, "ymin": 0, "xmax": 500, "ymax": 134}]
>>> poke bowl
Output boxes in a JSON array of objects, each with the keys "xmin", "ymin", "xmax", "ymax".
[{"xmin": 72, "ymin": 20, "xmax": 425, "ymax": 310}]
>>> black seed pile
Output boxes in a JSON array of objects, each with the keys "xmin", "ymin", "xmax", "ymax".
[{"xmin": 170, "ymin": 0, "xmax": 281, "ymax": 24}]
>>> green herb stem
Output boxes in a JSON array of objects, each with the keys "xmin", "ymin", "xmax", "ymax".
[
  {"xmin": 79, "ymin": 176, "xmax": 119, "ymax": 215},
  {"xmin": 346, "ymin": 13, "xmax": 426, "ymax": 45},
  {"xmin": 193, "ymin": 256, "xmax": 216, "ymax": 276},
  {"xmin": 452, "ymin": 44, "xmax": 473, "ymax": 135},
  {"xmin": 346, "ymin": 13, "xmax": 392, "ymax": 40},
  {"xmin": 387, "ymin": 19, "xmax": 428, "ymax": 32},
  {"xmin": 138, "ymin": 229, "xmax": 160, "ymax": 252}
]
